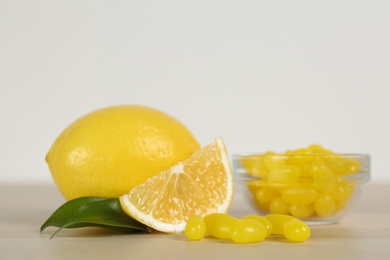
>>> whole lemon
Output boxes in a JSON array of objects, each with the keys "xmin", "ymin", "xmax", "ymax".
[{"xmin": 46, "ymin": 105, "xmax": 200, "ymax": 201}]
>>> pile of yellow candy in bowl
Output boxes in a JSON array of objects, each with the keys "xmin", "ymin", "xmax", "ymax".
[{"xmin": 232, "ymin": 145, "xmax": 370, "ymax": 225}]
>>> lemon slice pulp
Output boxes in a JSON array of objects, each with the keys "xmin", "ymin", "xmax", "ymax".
[{"xmin": 120, "ymin": 137, "xmax": 234, "ymax": 233}]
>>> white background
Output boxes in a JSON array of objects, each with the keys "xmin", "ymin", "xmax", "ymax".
[{"xmin": 1, "ymin": 0, "xmax": 389, "ymax": 183}]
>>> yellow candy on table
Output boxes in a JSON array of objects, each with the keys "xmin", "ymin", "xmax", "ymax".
[
  {"xmin": 283, "ymin": 219, "xmax": 311, "ymax": 242},
  {"xmin": 264, "ymin": 214, "xmax": 295, "ymax": 235},
  {"xmin": 269, "ymin": 197, "xmax": 290, "ymax": 215},
  {"xmin": 185, "ymin": 215, "xmax": 206, "ymax": 241},
  {"xmin": 204, "ymin": 213, "xmax": 230, "ymax": 234},
  {"xmin": 242, "ymin": 215, "xmax": 273, "ymax": 237},
  {"xmin": 207, "ymin": 214, "xmax": 239, "ymax": 239},
  {"xmin": 314, "ymin": 194, "xmax": 337, "ymax": 217},
  {"xmin": 230, "ymin": 219, "xmax": 268, "ymax": 244}
]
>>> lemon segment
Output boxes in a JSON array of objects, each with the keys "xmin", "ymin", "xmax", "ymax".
[{"xmin": 119, "ymin": 137, "xmax": 234, "ymax": 233}]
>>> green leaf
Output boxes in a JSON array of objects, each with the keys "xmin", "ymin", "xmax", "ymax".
[
  {"xmin": 40, "ymin": 197, "xmax": 106, "ymax": 232},
  {"xmin": 41, "ymin": 197, "xmax": 150, "ymax": 238}
]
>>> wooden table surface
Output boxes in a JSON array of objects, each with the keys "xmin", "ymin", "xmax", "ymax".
[{"xmin": 1, "ymin": 182, "xmax": 390, "ymax": 260}]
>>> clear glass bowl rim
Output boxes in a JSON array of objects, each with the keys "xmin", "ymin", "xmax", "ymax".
[
  {"xmin": 232, "ymin": 153, "xmax": 370, "ymax": 158},
  {"xmin": 232, "ymin": 153, "xmax": 371, "ymax": 184}
]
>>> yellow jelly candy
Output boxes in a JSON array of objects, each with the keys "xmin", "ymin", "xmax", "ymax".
[
  {"xmin": 241, "ymin": 155, "xmax": 267, "ymax": 179},
  {"xmin": 255, "ymin": 187, "xmax": 279, "ymax": 203},
  {"xmin": 208, "ymin": 215, "xmax": 239, "ymax": 239},
  {"xmin": 326, "ymin": 159, "xmax": 347, "ymax": 175},
  {"xmin": 309, "ymin": 161, "xmax": 334, "ymax": 178},
  {"xmin": 290, "ymin": 204, "xmax": 314, "ymax": 218},
  {"xmin": 280, "ymin": 187, "xmax": 319, "ymax": 206},
  {"xmin": 336, "ymin": 200, "xmax": 347, "ymax": 211},
  {"xmin": 267, "ymin": 165, "xmax": 301, "ymax": 185},
  {"xmin": 185, "ymin": 215, "xmax": 206, "ymax": 241},
  {"xmin": 308, "ymin": 144, "xmax": 323, "ymax": 152},
  {"xmin": 293, "ymin": 148, "xmax": 312, "ymax": 154},
  {"xmin": 314, "ymin": 194, "xmax": 336, "ymax": 217},
  {"xmin": 298, "ymin": 163, "xmax": 311, "ymax": 178},
  {"xmin": 246, "ymin": 144, "xmax": 359, "ymax": 222},
  {"xmin": 309, "ymin": 162, "xmax": 336, "ymax": 193},
  {"xmin": 287, "ymin": 148, "xmax": 314, "ymax": 167},
  {"xmin": 262, "ymin": 153, "xmax": 286, "ymax": 171},
  {"xmin": 247, "ymin": 180, "xmax": 267, "ymax": 194},
  {"xmin": 308, "ymin": 144, "xmax": 333, "ymax": 154},
  {"xmin": 230, "ymin": 219, "xmax": 268, "ymax": 244},
  {"xmin": 254, "ymin": 198, "xmax": 270, "ymax": 211},
  {"xmin": 269, "ymin": 197, "xmax": 290, "ymax": 215},
  {"xmin": 204, "ymin": 213, "xmax": 230, "ymax": 234},
  {"xmin": 331, "ymin": 184, "xmax": 354, "ymax": 202},
  {"xmin": 242, "ymin": 215, "xmax": 273, "ymax": 237},
  {"xmin": 264, "ymin": 214, "xmax": 295, "ymax": 235},
  {"xmin": 283, "ymin": 219, "xmax": 311, "ymax": 242},
  {"xmin": 297, "ymin": 177, "xmax": 315, "ymax": 184},
  {"xmin": 344, "ymin": 158, "xmax": 361, "ymax": 175},
  {"xmin": 298, "ymin": 155, "xmax": 324, "ymax": 178}
]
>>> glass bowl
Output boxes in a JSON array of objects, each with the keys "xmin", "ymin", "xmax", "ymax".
[{"xmin": 232, "ymin": 153, "xmax": 370, "ymax": 225}]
